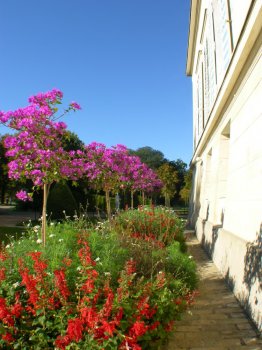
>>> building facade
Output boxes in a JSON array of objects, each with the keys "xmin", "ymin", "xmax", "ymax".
[{"xmin": 186, "ymin": 0, "xmax": 262, "ymax": 330}]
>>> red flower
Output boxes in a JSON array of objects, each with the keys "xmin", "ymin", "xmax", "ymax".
[
  {"xmin": 125, "ymin": 259, "xmax": 136, "ymax": 275},
  {"xmin": 2, "ymin": 332, "xmax": 14, "ymax": 343},
  {"xmin": 156, "ymin": 272, "xmax": 166, "ymax": 288},
  {"xmin": 101, "ymin": 288, "xmax": 114, "ymax": 318},
  {"xmin": 55, "ymin": 335, "xmax": 71, "ymax": 350},
  {"xmin": 67, "ymin": 318, "xmax": 83, "ymax": 342},
  {"xmin": 164, "ymin": 320, "xmax": 175, "ymax": 332},
  {"xmin": 0, "ymin": 297, "xmax": 14, "ymax": 327},
  {"xmin": 0, "ymin": 267, "xmax": 6, "ymax": 281},
  {"xmin": 120, "ymin": 339, "xmax": 142, "ymax": 350},
  {"xmin": 11, "ymin": 302, "xmax": 23, "ymax": 318},
  {"xmin": 148, "ymin": 321, "xmax": 160, "ymax": 331},
  {"xmin": 129, "ymin": 320, "xmax": 148, "ymax": 338},
  {"xmin": 78, "ymin": 241, "xmax": 96, "ymax": 267},
  {"xmin": 63, "ymin": 257, "xmax": 72, "ymax": 266},
  {"xmin": 80, "ymin": 306, "xmax": 98, "ymax": 328},
  {"xmin": 19, "ymin": 262, "xmax": 40, "ymax": 310},
  {"xmin": 137, "ymin": 296, "xmax": 156, "ymax": 319},
  {"xmin": 0, "ymin": 251, "xmax": 7, "ymax": 261},
  {"xmin": 54, "ymin": 268, "xmax": 70, "ymax": 301},
  {"xmin": 81, "ymin": 279, "xmax": 95, "ymax": 293}
]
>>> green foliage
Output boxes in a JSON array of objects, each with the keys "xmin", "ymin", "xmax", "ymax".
[
  {"xmin": 0, "ymin": 227, "xmax": 25, "ymax": 245},
  {"xmin": 166, "ymin": 242, "xmax": 198, "ymax": 290},
  {"xmin": 47, "ymin": 183, "xmax": 78, "ymax": 220},
  {"xmin": 0, "ymin": 207, "xmax": 197, "ymax": 349},
  {"xmin": 180, "ymin": 169, "xmax": 192, "ymax": 205},
  {"xmin": 129, "ymin": 146, "xmax": 165, "ymax": 170},
  {"xmin": 169, "ymin": 159, "xmax": 188, "ymax": 205},
  {"xmin": 157, "ymin": 164, "xmax": 178, "ymax": 207},
  {"xmin": 61, "ymin": 130, "xmax": 85, "ymax": 151},
  {"xmin": 113, "ymin": 206, "xmax": 187, "ymax": 251},
  {"xmin": 87, "ymin": 228, "xmax": 128, "ymax": 286}
]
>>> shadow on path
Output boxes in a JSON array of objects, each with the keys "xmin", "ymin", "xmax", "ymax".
[
  {"xmin": 165, "ymin": 231, "xmax": 262, "ymax": 350},
  {"xmin": 0, "ymin": 205, "xmax": 39, "ymax": 227}
]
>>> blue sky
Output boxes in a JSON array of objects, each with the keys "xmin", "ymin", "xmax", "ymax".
[{"xmin": 0, "ymin": 0, "xmax": 192, "ymax": 165}]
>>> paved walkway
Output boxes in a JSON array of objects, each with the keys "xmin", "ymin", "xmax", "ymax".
[
  {"xmin": 0, "ymin": 205, "xmax": 39, "ymax": 227},
  {"xmin": 166, "ymin": 232, "xmax": 262, "ymax": 350}
]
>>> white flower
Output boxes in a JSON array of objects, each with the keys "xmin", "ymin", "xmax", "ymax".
[
  {"xmin": 49, "ymin": 234, "xmax": 55, "ymax": 238},
  {"xmin": 36, "ymin": 239, "xmax": 42, "ymax": 244},
  {"xmin": 104, "ymin": 272, "xmax": 111, "ymax": 276},
  {"xmin": 77, "ymin": 266, "xmax": 82, "ymax": 271},
  {"xmin": 33, "ymin": 225, "xmax": 40, "ymax": 232},
  {"xmin": 50, "ymin": 222, "xmax": 55, "ymax": 226},
  {"xmin": 58, "ymin": 239, "xmax": 64, "ymax": 242},
  {"xmin": 5, "ymin": 244, "xmax": 10, "ymax": 249},
  {"xmin": 188, "ymin": 255, "xmax": 193, "ymax": 259},
  {"xmin": 95, "ymin": 257, "xmax": 100, "ymax": 262},
  {"xmin": 13, "ymin": 282, "xmax": 20, "ymax": 288}
]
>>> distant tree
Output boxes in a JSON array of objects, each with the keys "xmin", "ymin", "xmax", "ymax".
[
  {"xmin": 157, "ymin": 163, "xmax": 178, "ymax": 207},
  {"xmin": 129, "ymin": 146, "xmax": 165, "ymax": 170},
  {"xmin": 62, "ymin": 131, "xmax": 85, "ymax": 151},
  {"xmin": 169, "ymin": 159, "xmax": 188, "ymax": 204},
  {"xmin": 180, "ymin": 169, "xmax": 192, "ymax": 205}
]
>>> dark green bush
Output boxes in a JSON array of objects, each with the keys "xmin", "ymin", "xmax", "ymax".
[{"xmin": 47, "ymin": 183, "xmax": 78, "ymax": 220}]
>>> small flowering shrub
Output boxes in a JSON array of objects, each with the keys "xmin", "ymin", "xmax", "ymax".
[
  {"xmin": 0, "ymin": 209, "xmax": 197, "ymax": 349},
  {"xmin": 113, "ymin": 206, "xmax": 187, "ymax": 251}
]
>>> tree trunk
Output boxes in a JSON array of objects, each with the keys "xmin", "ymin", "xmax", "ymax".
[
  {"xmin": 131, "ymin": 190, "xmax": 134, "ymax": 209},
  {"xmin": 105, "ymin": 189, "xmax": 111, "ymax": 220},
  {"xmin": 41, "ymin": 183, "xmax": 50, "ymax": 247},
  {"xmin": 142, "ymin": 191, "xmax": 145, "ymax": 206},
  {"xmin": 165, "ymin": 193, "xmax": 170, "ymax": 207}
]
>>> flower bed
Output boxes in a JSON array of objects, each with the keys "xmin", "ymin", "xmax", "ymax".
[{"xmin": 0, "ymin": 208, "xmax": 197, "ymax": 349}]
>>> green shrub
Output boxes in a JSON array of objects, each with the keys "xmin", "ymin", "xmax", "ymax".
[
  {"xmin": 0, "ymin": 209, "xmax": 197, "ymax": 349},
  {"xmin": 113, "ymin": 206, "xmax": 187, "ymax": 251},
  {"xmin": 47, "ymin": 183, "xmax": 78, "ymax": 220},
  {"xmin": 166, "ymin": 241, "xmax": 198, "ymax": 290}
]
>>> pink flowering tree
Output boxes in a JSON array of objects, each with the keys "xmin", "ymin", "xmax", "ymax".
[
  {"xmin": 118, "ymin": 154, "xmax": 144, "ymax": 209},
  {"xmin": 84, "ymin": 143, "xmax": 134, "ymax": 219},
  {"xmin": 130, "ymin": 162, "xmax": 163, "ymax": 206},
  {"xmin": 0, "ymin": 89, "xmax": 81, "ymax": 245}
]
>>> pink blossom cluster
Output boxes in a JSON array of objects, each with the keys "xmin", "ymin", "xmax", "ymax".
[
  {"xmin": 1, "ymin": 89, "xmax": 82, "ymax": 191},
  {"xmin": 1, "ymin": 89, "xmax": 162, "ymax": 202},
  {"xmin": 84, "ymin": 142, "xmax": 162, "ymax": 194}
]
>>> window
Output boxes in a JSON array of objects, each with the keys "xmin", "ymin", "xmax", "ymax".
[{"xmin": 212, "ymin": 0, "xmax": 233, "ymax": 82}]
